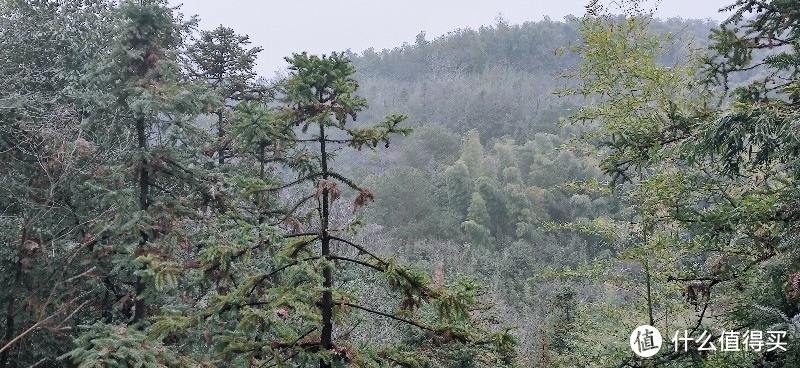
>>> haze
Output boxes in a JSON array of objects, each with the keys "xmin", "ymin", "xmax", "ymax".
[{"xmin": 171, "ymin": 0, "xmax": 734, "ymax": 77}]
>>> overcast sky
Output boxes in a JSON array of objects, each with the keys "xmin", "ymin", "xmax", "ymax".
[{"xmin": 170, "ymin": 0, "xmax": 735, "ymax": 77}]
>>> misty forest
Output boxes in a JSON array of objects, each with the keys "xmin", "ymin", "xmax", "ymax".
[{"xmin": 2, "ymin": 0, "xmax": 800, "ymax": 367}]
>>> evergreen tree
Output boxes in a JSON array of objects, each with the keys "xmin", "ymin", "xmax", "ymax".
[
  {"xmin": 97, "ymin": 52, "xmax": 518, "ymax": 367},
  {"xmin": 186, "ymin": 25, "xmax": 266, "ymax": 166},
  {"xmin": 61, "ymin": 0, "xmax": 218, "ymax": 365},
  {"xmin": 547, "ymin": 285, "xmax": 578, "ymax": 360},
  {"xmin": 247, "ymin": 52, "xmax": 516, "ymax": 368},
  {"xmin": 92, "ymin": 0, "xmax": 214, "ymax": 323}
]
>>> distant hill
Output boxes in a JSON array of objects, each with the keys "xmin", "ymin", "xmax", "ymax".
[{"xmin": 346, "ymin": 16, "xmax": 719, "ymax": 141}]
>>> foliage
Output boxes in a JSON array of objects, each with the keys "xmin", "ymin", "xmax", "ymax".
[
  {"xmin": 2, "ymin": 1, "xmax": 518, "ymax": 367},
  {"xmin": 1, "ymin": 0, "xmax": 128, "ymax": 365},
  {"xmin": 61, "ymin": 323, "xmax": 199, "ymax": 368},
  {"xmin": 348, "ymin": 16, "xmax": 717, "ymax": 142},
  {"xmin": 10, "ymin": 0, "xmax": 790, "ymax": 365},
  {"xmin": 186, "ymin": 25, "xmax": 267, "ymax": 166},
  {"xmin": 59, "ymin": 45, "xmax": 518, "ymax": 367},
  {"xmin": 555, "ymin": 0, "xmax": 800, "ymax": 366}
]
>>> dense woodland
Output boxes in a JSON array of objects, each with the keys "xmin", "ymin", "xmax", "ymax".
[{"xmin": 2, "ymin": 0, "xmax": 800, "ymax": 367}]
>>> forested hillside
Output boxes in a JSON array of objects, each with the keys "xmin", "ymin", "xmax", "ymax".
[
  {"xmin": 347, "ymin": 16, "xmax": 716, "ymax": 140},
  {"xmin": 337, "ymin": 15, "xmax": 722, "ymax": 363},
  {"xmin": 3, "ymin": 0, "xmax": 800, "ymax": 367}
]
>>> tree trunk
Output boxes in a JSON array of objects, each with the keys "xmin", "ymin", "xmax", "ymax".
[
  {"xmin": 1, "ymin": 225, "xmax": 29, "ymax": 368},
  {"xmin": 0, "ymin": 260, "xmax": 21, "ymax": 368},
  {"xmin": 133, "ymin": 117, "xmax": 149, "ymax": 323},
  {"xmin": 319, "ymin": 123, "xmax": 333, "ymax": 368},
  {"xmin": 217, "ymin": 110, "xmax": 225, "ymax": 166}
]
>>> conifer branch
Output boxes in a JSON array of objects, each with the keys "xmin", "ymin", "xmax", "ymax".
[
  {"xmin": 328, "ymin": 236, "xmax": 386, "ymax": 265},
  {"xmin": 341, "ymin": 302, "xmax": 435, "ymax": 333},
  {"xmin": 329, "ymin": 256, "xmax": 384, "ymax": 272}
]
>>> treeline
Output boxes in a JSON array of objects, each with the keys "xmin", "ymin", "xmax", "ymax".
[{"xmin": 346, "ymin": 16, "xmax": 718, "ymax": 141}]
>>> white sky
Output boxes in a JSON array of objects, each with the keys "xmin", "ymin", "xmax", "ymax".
[{"xmin": 170, "ymin": 0, "xmax": 736, "ymax": 77}]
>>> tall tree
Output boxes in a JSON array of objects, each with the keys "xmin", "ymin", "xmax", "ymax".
[
  {"xmin": 556, "ymin": 2, "xmax": 714, "ymax": 366},
  {"xmin": 95, "ymin": 0, "xmax": 214, "ymax": 323},
  {"xmin": 251, "ymin": 52, "xmax": 517, "ymax": 367},
  {"xmin": 62, "ymin": 1, "xmax": 219, "ymax": 365},
  {"xmin": 186, "ymin": 25, "xmax": 266, "ymax": 166},
  {"xmin": 136, "ymin": 52, "xmax": 518, "ymax": 367}
]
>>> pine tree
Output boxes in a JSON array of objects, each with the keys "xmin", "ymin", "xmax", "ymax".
[
  {"xmin": 92, "ymin": 0, "xmax": 215, "ymax": 323},
  {"xmin": 154, "ymin": 52, "xmax": 519, "ymax": 367},
  {"xmin": 62, "ymin": 0, "xmax": 218, "ymax": 364},
  {"xmin": 186, "ymin": 25, "xmax": 266, "ymax": 166}
]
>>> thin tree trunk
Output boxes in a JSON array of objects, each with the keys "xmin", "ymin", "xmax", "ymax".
[
  {"xmin": 217, "ymin": 110, "xmax": 225, "ymax": 166},
  {"xmin": 641, "ymin": 169, "xmax": 654, "ymax": 327},
  {"xmin": 133, "ymin": 117, "xmax": 149, "ymax": 323},
  {"xmin": 0, "ymin": 262, "xmax": 21, "ymax": 368},
  {"xmin": 258, "ymin": 141, "xmax": 266, "ymax": 226},
  {"xmin": 644, "ymin": 256, "xmax": 654, "ymax": 326},
  {"xmin": 259, "ymin": 141, "xmax": 265, "ymax": 181},
  {"xmin": 319, "ymin": 123, "xmax": 333, "ymax": 368},
  {"xmin": 1, "ymin": 225, "xmax": 28, "ymax": 368}
]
